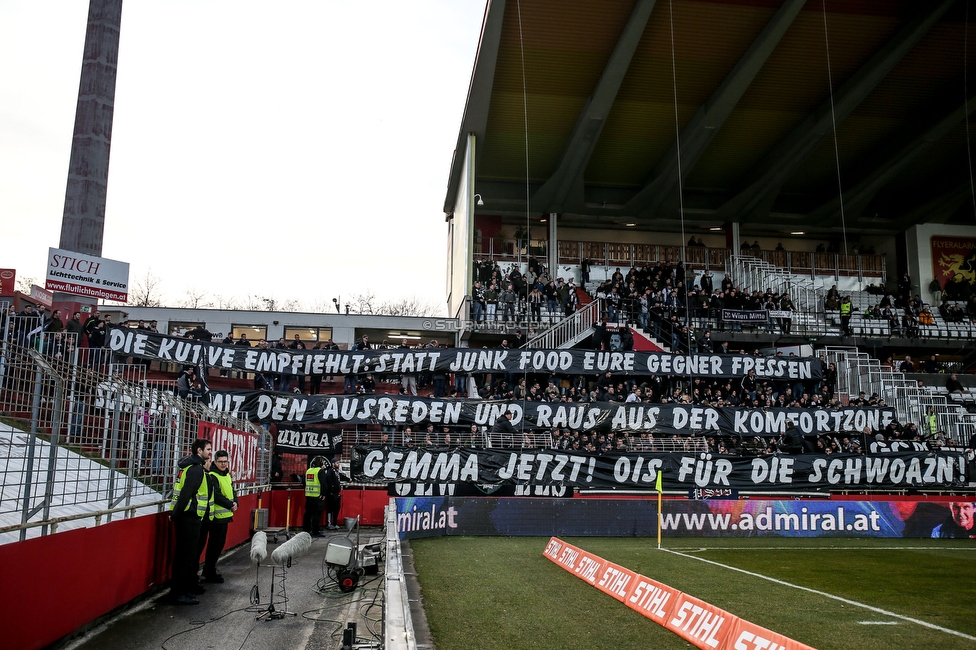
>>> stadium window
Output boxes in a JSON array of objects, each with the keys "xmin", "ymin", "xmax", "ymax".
[
  {"xmin": 283, "ymin": 326, "xmax": 331, "ymax": 342},
  {"xmin": 168, "ymin": 321, "xmax": 204, "ymax": 337},
  {"xmin": 232, "ymin": 324, "xmax": 267, "ymax": 341}
]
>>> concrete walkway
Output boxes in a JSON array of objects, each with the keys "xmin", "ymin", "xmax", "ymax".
[{"xmin": 60, "ymin": 526, "xmax": 427, "ymax": 650}]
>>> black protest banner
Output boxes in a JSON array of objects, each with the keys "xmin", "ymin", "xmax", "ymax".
[
  {"xmin": 351, "ymin": 446, "xmax": 967, "ymax": 491},
  {"xmin": 273, "ymin": 427, "xmax": 344, "ymax": 455},
  {"xmin": 206, "ymin": 389, "xmax": 895, "ymax": 436},
  {"xmin": 106, "ymin": 325, "xmax": 822, "ymax": 379},
  {"xmin": 386, "ymin": 482, "xmax": 574, "ymax": 498}
]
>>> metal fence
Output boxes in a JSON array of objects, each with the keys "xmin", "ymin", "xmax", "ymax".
[
  {"xmin": 347, "ymin": 425, "xmax": 706, "ymax": 454},
  {"xmin": 0, "ymin": 329, "xmax": 269, "ymax": 541},
  {"xmin": 821, "ymin": 346, "xmax": 976, "ymax": 446}
]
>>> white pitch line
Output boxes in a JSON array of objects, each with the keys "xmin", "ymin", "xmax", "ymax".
[
  {"xmin": 661, "ymin": 548, "xmax": 976, "ymax": 642},
  {"xmin": 858, "ymin": 621, "xmax": 899, "ymax": 625}
]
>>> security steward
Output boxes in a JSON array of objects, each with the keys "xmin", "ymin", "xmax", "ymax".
[
  {"xmin": 303, "ymin": 457, "xmax": 327, "ymax": 537},
  {"xmin": 839, "ymin": 296, "xmax": 853, "ymax": 336},
  {"xmin": 198, "ymin": 449, "xmax": 238, "ymax": 583},
  {"xmin": 170, "ymin": 438, "xmax": 213, "ymax": 605}
]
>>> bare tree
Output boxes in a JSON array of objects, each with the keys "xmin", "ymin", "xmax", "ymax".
[
  {"xmin": 15, "ymin": 276, "xmax": 36, "ymax": 294},
  {"xmin": 350, "ymin": 291, "xmax": 377, "ymax": 314},
  {"xmin": 178, "ymin": 287, "xmax": 213, "ymax": 309},
  {"xmin": 213, "ymin": 294, "xmax": 240, "ymax": 310},
  {"xmin": 281, "ymin": 298, "xmax": 304, "ymax": 312},
  {"xmin": 310, "ymin": 297, "xmax": 335, "ymax": 313},
  {"xmin": 377, "ymin": 295, "xmax": 441, "ymax": 317},
  {"xmin": 239, "ymin": 294, "xmax": 263, "ymax": 310},
  {"xmin": 130, "ymin": 269, "xmax": 164, "ymax": 307}
]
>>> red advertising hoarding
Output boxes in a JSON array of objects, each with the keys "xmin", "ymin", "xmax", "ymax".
[
  {"xmin": 197, "ymin": 420, "xmax": 259, "ymax": 483},
  {"xmin": 0, "ymin": 269, "xmax": 15, "ymax": 297}
]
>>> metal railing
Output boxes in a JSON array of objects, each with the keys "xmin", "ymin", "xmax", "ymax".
[
  {"xmin": 821, "ymin": 346, "xmax": 976, "ymax": 446},
  {"xmin": 473, "ymin": 241, "xmax": 885, "ymax": 280},
  {"xmin": 347, "ymin": 426, "xmax": 707, "ymax": 457},
  {"xmin": 523, "ymin": 300, "xmax": 600, "ymax": 349},
  {"xmin": 0, "ymin": 332, "xmax": 270, "ymax": 541},
  {"xmin": 384, "ymin": 499, "xmax": 417, "ymax": 650},
  {"xmin": 729, "ymin": 254, "xmax": 827, "ymax": 315}
]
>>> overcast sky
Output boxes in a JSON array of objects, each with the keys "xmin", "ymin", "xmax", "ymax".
[{"xmin": 0, "ymin": 0, "xmax": 486, "ymax": 316}]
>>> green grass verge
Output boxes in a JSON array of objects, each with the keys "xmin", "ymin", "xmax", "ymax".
[{"xmin": 411, "ymin": 536, "xmax": 976, "ymax": 650}]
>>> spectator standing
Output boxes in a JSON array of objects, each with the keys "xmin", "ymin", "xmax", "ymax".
[
  {"xmin": 82, "ymin": 309, "xmax": 100, "ymax": 337},
  {"xmin": 545, "ymin": 280, "xmax": 561, "ymax": 322},
  {"xmin": 485, "ymin": 283, "xmax": 499, "ymax": 322},
  {"xmin": 399, "ymin": 339, "xmax": 418, "ymax": 396},
  {"xmin": 500, "ymin": 283, "xmax": 517, "ymax": 322},
  {"xmin": 45, "ymin": 309, "xmax": 64, "ymax": 333},
  {"xmin": 471, "ymin": 281, "xmax": 485, "ymax": 324},
  {"xmin": 565, "ymin": 283, "xmax": 579, "ymax": 315},
  {"xmin": 288, "ymin": 334, "xmax": 308, "ymax": 393},
  {"xmin": 65, "ymin": 311, "xmax": 85, "ymax": 342},
  {"xmin": 177, "ymin": 367, "xmax": 196, "ymax": 399},
  {"xmin": 219, "ymin": 332, "xmax": 234, "ymax": 376}
]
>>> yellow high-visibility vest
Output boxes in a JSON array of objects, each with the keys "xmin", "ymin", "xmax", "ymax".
[
  {"xmin": 305, "ymin": 467, "xmax": 322, "ymax": 498},
  {"xmin": 171, "ymin": 465, "xmax": 212, "ymax": 519},
  {"xmin": 210, "ymin": 471, "xmax": 235, "ymax": 520}
]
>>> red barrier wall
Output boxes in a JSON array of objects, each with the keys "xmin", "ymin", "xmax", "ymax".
[
  {"xmin": 262, "ymin": 487, "xmax": 389, "ymax": 528},
  {"xmin": 0, "ymin": 485, "xmax": 384, "ymax": 649},
  {"xmin": 0, "ymin": 513, "xmax": 171, "ymax": 650},
  {"xmin": 0, "ymin": 493, "xmax": 261, "ymax": 650}
]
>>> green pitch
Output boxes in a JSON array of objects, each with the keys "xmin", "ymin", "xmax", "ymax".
[{"xmin": 410, "ymin": 536, "xmax": 976, "ymax": 650}]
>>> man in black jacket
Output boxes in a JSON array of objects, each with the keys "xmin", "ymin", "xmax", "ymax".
[
  {"xmin": 491, "ymin": 410, "xmax": 518, "ymax": 448},
  {"xmin": 945, "ymin": 374, "xmax": 965, "ymax": 394},
  {"xmin": 170, "ymin": 438, "xmax": 212, "ymax": 605},
  {"xmin": 323, "ymin": 457, "xmax": 345, "ymax": 530}
]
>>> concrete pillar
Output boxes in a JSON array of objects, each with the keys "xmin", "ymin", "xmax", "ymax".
[
  {"xmin": 59, "ymin": 0, "xmax": 124, "ymax": 258},
  {"xmin": 726, "ymin": 222, "xmax": 740, "ymax": 255},
  {"xmin": 548, "ymin": 213, "xmax": 558, "ymax": 279}
]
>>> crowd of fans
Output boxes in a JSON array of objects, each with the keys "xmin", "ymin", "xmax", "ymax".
[
  {"xmin": 468, "ymin": 259, "xmax": 976, "ymax": 353},
  {"xmin": 832, "ymin": 273, "xmax": 976, "ymax": 339},
  {"xmin": 3, "ymin": 275, "xmax": 968, "ymax": 459}
]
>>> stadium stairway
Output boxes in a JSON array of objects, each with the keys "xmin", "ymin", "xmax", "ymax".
[{"xmin": 823, "ymin": 346, "xmax": 976, "ymax": 447}]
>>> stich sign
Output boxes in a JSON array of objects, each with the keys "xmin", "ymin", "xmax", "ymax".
[
  {"xmin": 544, "ymin": 537, "xmax": 815, "ymax": 650},
  {"xmin": 45, "ymin": 247, "xmax": 130, "ymax": 302}
]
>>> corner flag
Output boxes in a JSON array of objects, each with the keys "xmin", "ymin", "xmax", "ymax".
[{"xmin": 656, "ymin": 470, "xmax": 663, "ymax": 548}]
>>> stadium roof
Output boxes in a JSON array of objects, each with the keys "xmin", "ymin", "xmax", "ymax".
[{"xmin": 444, "ymin": 0, "xmax": 976, "ymax": 236}]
